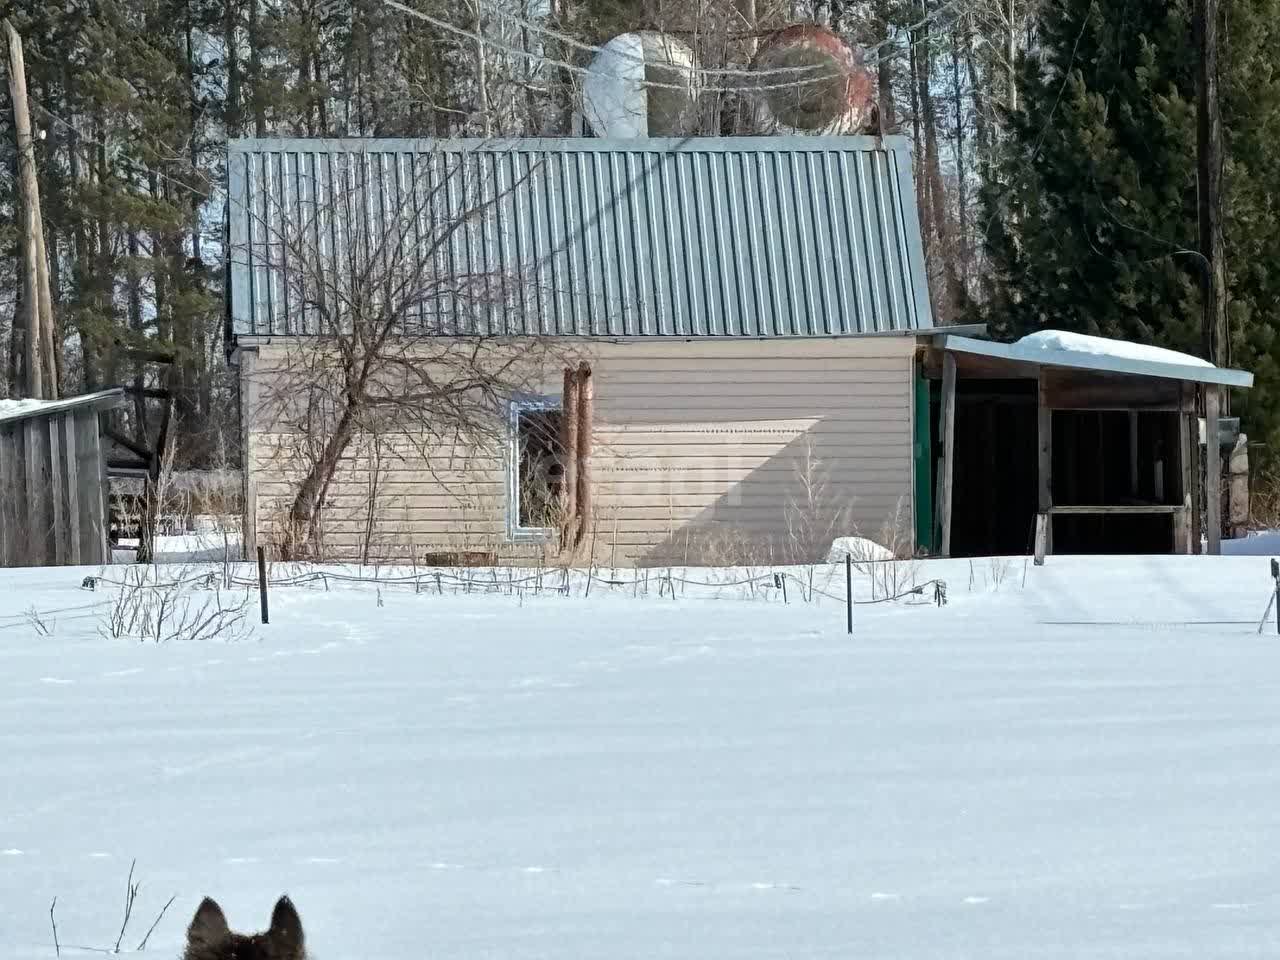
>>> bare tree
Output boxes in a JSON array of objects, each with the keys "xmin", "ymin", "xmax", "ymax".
[{"xmin": 238, "ymin": 147, "xmax": 566, "ymax": 560}]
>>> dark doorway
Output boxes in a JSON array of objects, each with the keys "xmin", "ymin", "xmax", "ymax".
[{"xmin": 940, "ymin": 379, "xmax": 1039, "ymax": 558}]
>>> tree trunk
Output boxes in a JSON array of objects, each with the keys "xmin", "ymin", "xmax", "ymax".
[
  {"xmin": 875, "ymin": 0, "xmax": 896, "ymax": 131},
  {"xmin": 951, "ymin": 29, "xmax": 968, "ymax": 290},
  {"xmin": 286, "ymin": 400, "xmax": 361, "ymax": 560},
  {"xmin": 248, "ymin": 0, "xmax": 266, "ymax": 136},
  {"xmin": 5, "ymin": 18, "xmax": 45, "ymax": 398},
  {"xmin": 914, "ymin": 5, "xmax": 965, "ymax": 320}
]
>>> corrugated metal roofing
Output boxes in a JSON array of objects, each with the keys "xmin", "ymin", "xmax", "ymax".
[{"xmin": 227, "ymin": 136, "xmax": 933, "ymax": 339}]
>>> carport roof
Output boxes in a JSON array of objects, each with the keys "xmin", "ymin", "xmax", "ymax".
[{"xmin": 935, "ymin": 334, "xmax": 1253, "ymax": 389}]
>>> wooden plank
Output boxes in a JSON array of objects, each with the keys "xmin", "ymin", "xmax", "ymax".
[
  {"xmin": 0, "ymin": 427, "xmax": 14, "ymax": 566},
  {"xmin": 576, "ymin": 362, "xmax": 594, "ymax": 547},
  {"xmin": 47, "ymin": 413, "xmax": 66, "ymax": 564},
  {"xmin": 1034, "ymin": 514, "xmax": 1048, "ymax": 566},
  {"xmin": 94, "ymin": 412, "xmax": 110, "ymax": 564},
  {"xmin": 24, "ymin": 418, "xmax": 47, "ymax": 565},
  {"xmin": 1040, "ymin": 368, "xmax": 1182, "ymax": 411},
  {"xmin": 1173, "ymin": 506, "xmax": 1192, "ymax": 554},
  {"xmin": 75, "ymin": 411, "xmax": 103, "ymax": 563},
  {"xmin": 1037, "ymin": 376, "xmax": 1052, "ymax": 512},
  {"xmin": 938, "ymin": 351, "xmax": 957, "ymax": 557},
  {"xmin": 1128, "ymin": 411, "xmax": 1140, "ymax": 498},
  {"xmin": 1205, "ymin": 383, "xmax": 1222, "ymax": 554},
  {"xmin": 62, "ymin": 413, "xmax": 81, "ymax": 565},
  {"xmin": 1047, "ymin": 504, "xmax": 1184, "ymax": 515},
  {"xmin": 239, "ymin": 348, "xmax": 259, "ymax": 559},
  {"xmin": 561, "ymin": 365, "xmax": 579, "ymax": 547},
  {"xmin": 1179, "ymin": 391, "xmax": 1194, "ymax": 552}
]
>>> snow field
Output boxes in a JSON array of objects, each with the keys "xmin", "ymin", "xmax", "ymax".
[{"xmin": 3, "ymin": 554, "xmax": 1280, "ymax": 958}]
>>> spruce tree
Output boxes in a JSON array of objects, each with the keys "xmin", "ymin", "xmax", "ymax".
[{"xmin": 981, "ymin": 0, "xmax": 1280, "ymax": 452}]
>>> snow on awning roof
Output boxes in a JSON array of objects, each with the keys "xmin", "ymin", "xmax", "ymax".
[
  {"xmin": 0, "ymin": 389, "xmax": 126, "ymax": 426},
  {"xmin": 936, "ymin": 333, "xmax": 1253, "ymax": 388}
]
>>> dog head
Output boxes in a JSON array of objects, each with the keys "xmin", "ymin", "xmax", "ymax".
[{"xmin": 183, "ymin": 896, "xmax": 305, "ymax": 960}]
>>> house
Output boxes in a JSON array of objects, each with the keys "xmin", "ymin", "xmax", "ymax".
[
  {"xmin": 225, "ymin": 135, "xmax": 1252, "ymax": 564},
  {"xmin": 0, "ymin": 389, "xmax": 124, "ymax": 567}
]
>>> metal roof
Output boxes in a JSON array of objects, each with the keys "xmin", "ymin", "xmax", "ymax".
[
  {"xmin": 0, "ymin": 389, "xmax": 125, "ymax": 426},
  {"xmin": 227, "ymin": 136, "xmax": 934, "ymax": 339},
  {"xmin": 937, "ymin": 335, "xmax": 1254, "ymax": 388}
]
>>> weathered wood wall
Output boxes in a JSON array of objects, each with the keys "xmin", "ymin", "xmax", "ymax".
[{"xmin": 0, "ymin": 408, "xmax": 109, "ymax": 567}]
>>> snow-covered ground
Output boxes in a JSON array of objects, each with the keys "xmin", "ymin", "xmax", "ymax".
[{"xmin": 5, "ymin": 555, "xmax": 1280, "ymax": 958}]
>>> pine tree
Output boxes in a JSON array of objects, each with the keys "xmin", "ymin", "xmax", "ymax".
[{"xmin": 980, "ymin": 0, "xmax": 1280, "ymax": 452}]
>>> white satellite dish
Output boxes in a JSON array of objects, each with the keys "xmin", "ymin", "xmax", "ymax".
[{"xmin": 582, "ymin": 32, "xmax": 698, "ymax": 138}]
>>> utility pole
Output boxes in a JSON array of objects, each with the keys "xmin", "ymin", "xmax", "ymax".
[
  {"xmin": 1195, "ymin": 0, "xmax": 1225, "ymax": 553},
  {"xmin": 3, "ymin": 18, "xmax": 57, "ymax": 399}
]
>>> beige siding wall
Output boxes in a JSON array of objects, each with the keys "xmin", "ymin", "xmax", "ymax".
[{"xmin": 242, "ymin": 336, "xmax": 918, "ymax": 565}]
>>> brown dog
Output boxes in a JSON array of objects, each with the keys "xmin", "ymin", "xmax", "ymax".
[{"xmin": 182, "ymin": 896, "xmax": 305, "ymax": 960}]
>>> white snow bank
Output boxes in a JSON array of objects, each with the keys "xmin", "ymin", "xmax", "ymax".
[
  {"xmin": 826, "ymin": 536, "xmax": 896, "ymax": 563},
  {"xmin": 5, "ymin": 555, "xmax": 1280, "ymax": 958},
  {"xmin": 1013, "ymin": 330, "xmax": 1214, "ymax": 368},
  {"xmin": 1224, "ymin": 528, "xmax": 1280, "ymax": 556}
]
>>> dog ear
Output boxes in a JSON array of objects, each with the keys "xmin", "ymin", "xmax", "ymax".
[
  {"xmin": 187, "ymin": 898, "xmax": 230, "ymax": 947},
  {"xmin": 267, "ymin": 896, "xmax": 305, "ymax": 956}
]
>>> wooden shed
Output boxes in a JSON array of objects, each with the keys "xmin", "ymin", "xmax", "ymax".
[
  {"xmin": 0, "ymin": 389, "xmax": 124, "ymax": 567},
  {"xmin": 924, "ymin": 333, "xmax": 1254, "ymax": 558}
]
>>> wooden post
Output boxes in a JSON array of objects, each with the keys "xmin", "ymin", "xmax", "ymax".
[
  {"xmin": 845, "ymin": 554, "xmax": 853, "ymax": 635},
  {"xmin": 1205, "ymin": 383, "xmax": 1222, "ymax": 555},
  {"xmin": 560, "ymin": 365, "xmax": 579, "ymax": 549},
  {"xmin": 1179, "ymin": 387, "xmax": 1195, "ymax": 554},
  {"xmin": 1037, "ymin": 371, "xmax": 1053, "ymax": 557},
  {"xmin": 1033, "ymin": 514, "xmax": 1048, "ymax": 566},
  {"xmin": 575, "ymin": 361, "xmax": 593, "ymax": 548},
  {"xmin": 257, "ymin": 545, "xmax": 270, "ymax": 624},
  {"xmin": 1128, "ymin": 410, "xmax": 1140, "ymax": 498},
  {"xmin": 937, "ymin": 351, "xmax": 957, "ymax": 557}
]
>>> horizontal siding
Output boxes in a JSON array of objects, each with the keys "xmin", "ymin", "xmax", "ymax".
[{"xmin": 246, "ymin": 337, "xmax": 917, "ymax": 564}]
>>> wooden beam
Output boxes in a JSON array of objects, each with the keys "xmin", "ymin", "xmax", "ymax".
[
  {"xmin": 1128, "ymin": 411, "xmax": 1140, "ymax": 498},
  {"xmin": 1047, "ymin": 504, "xmax": 1185, "ymax": 516},
  {"xmin": 47, "ymin": 414, "xmax": 65, "ymax": 564},
  {"xmin": 938, "ymin": 351, "xmax": 957, "ymax": 557},
  {"xmin": 1205, "ymin": 383, "xmax": 1222, "ymax": 554},
  {"xmin": 23, "ymin": 418, "xmax": 45, "ymax": 564},
  {"xmin": 560, "ymin": 365, "xmax": 579, "ymax": 550},
  {"xmin": 1179, "ymin": 388, "xmax": 1194, "ymax": 555},
  {"xmin": 104, "ymin": 428, "xmax": 153, "ymax": 463},
  {"xmin": 1037, "ymin": 372, "xmax": 1053, "ymax": 558},
  {"xmin": 575, "ymin": 361, "xmax": 594, "ymax": 548},
  {"xmin": 63, "ymin": 413, "xmax": 81, "ymax": 565}
]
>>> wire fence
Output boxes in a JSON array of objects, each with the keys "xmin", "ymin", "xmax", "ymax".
[{"xmin": 77, "ymin": 558, "xmax": 947, "ymax": 611}]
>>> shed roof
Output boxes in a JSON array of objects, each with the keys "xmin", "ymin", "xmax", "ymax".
[
  {"xmin": 0, "ymin": 389, "xmax": 125, "ymax": 426},
  {"xmin": 227, "ymin": 136, "xmax": 934, "ymax": 340},
  {"xmin": 937, "ymin": 334, "xmax": 1253, "ymax": 388}
]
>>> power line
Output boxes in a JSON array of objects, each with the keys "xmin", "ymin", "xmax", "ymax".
[
  {"xmin": 383, "ymin": 0, "xmax": 976, "ymax": 97},
  {"xmin": 465, "ymin": 0, "xmax": 973, "ymax": 81}
]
